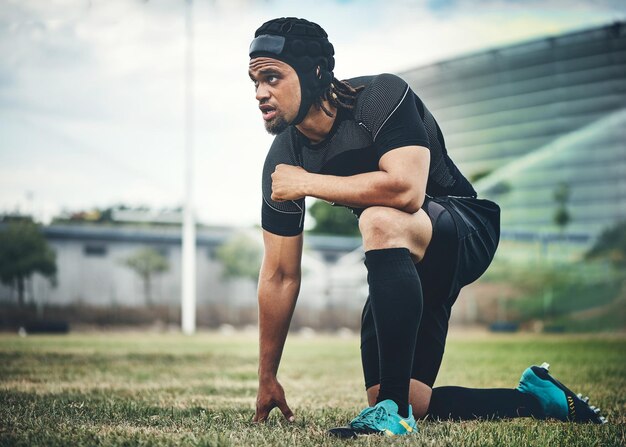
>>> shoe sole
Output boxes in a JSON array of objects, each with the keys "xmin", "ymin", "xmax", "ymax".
[
  {"xmin": 327, "ymin": 426, "xmax": 381, "ymax": 439},
  {"xmin": 328, "ymin": 425, "xmax": 413, "ymax": 438}
]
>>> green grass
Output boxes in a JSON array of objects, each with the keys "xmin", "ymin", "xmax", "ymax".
[{"xmin": 1, "ymin": 332, "xmax": 625, "ymax": 446}]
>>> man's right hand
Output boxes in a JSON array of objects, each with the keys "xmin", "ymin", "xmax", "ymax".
[{"xmin": 253, "ymin": 377, "xmax": 295, "ymax": 423}]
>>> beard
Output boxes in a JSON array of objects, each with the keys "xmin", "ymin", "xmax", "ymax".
[{"xmin": 264, "ymin": 114, "xmax": 290, "ymax": 135}]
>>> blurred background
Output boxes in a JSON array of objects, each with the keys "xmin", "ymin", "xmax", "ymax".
[{"xmin": 1, "ymin": 0, "xmax": 625, "ymax": 335}]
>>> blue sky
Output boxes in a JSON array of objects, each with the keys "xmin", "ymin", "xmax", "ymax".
[{"xmin": 1, "ymin": 0, "xmax": 624, "ymax": 227}]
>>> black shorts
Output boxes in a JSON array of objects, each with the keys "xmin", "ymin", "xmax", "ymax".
[{"xmin": 360, "ymin": 195, "xmax": 501, "ymax": 389}]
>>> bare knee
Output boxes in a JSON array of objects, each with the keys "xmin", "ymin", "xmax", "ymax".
[
  {"xmin": 359, "ymin": 207, "xmax": 404, "ymax": 250},
  {"xmin": 359, "ymin": 206, "xmax": 432, "ymax": 261}
]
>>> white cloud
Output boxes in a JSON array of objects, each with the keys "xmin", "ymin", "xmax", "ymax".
[{"xmin": 1, "ymin": 0, "xmax": 624, "ymax": 226}]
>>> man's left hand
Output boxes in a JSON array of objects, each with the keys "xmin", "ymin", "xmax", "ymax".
[{"xmin": 271, "ymin": 164, "xmax": 309, "ymax": 201}]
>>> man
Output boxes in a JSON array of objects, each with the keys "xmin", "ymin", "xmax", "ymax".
[{"xmin": 248, "ymin": 17, "xmax": 606, "ymax": 437}]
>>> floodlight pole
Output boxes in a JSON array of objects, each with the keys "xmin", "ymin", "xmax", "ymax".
[{"xmin": 181, "ymin": 0, "xmax": 196, "ymax": 335}]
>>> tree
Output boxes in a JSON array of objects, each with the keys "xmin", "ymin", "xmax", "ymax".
[
  {"xmin": 214, "ymin": 233, "xmax": 263, "ymax": 326},
  {"xmin": 553, "ymin": 183, "xmax": 571, "ymax": 233},
  {"xmin": 216, "ymin": 233, "xmax": 263, "ymax": 284},
  {"xmin": 469, "ymin": 169, "xmax": 493, "ymax": 183},
  {"xmin": 488, "ymin": 181, "xmax": 512, "ymax": 196},
  {"xmin": 308, "ymin": 200, "xmax": 359, "ymax": 236},
  {"xmin": 122, "ymin": 247, "xmax": 169, "ymax": 306},
  {"xmin": 586, "ymin": 221, "xmax": 626, "ymax": 267},
  {"xmin": 0, "ymin": 221, "xmax": 57, "ymax": 306}
]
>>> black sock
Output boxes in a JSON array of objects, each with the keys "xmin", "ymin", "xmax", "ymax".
[
  {"xmin": 365, "ymin": 248, "xmax": 423, "ymax": 418},
  {"xmin": 427, "ymin": 386, "xmax": 545, "ymax": 420}
]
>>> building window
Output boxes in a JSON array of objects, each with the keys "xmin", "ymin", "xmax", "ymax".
[{"xmin": 84, "ymin": 244, "xmax": 107, "ymax": 257}]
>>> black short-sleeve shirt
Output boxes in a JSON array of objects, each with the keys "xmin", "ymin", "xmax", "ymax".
[{"xmin": 261, "ymin": 73, "xmax": 476, "ymax": 237}]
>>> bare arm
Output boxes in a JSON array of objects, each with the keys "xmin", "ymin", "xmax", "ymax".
[
  {"xmin": 253, "ymin": 229, "xmax": 303, "ymax": 422},
  {"xmin": 271, "ymin": 146, "xmax": 430, "ymax": 214}
]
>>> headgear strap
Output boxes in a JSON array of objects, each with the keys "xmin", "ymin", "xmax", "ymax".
[{"xmin": 249, "ymin": 17, "xmax": 335, "ymax": 125}]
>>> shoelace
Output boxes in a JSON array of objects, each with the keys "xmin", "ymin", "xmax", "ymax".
[{"xmin": 351, "ymin": 405, "xmax": 390, "ymax": 430}]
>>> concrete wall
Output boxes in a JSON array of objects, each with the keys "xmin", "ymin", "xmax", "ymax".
[{"xmin": 0, "ymin": 225, "xmax": 365, "ymax": 317}]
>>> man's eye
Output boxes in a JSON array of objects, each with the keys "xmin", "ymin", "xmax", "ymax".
[{"xmin": 267, "ymin": 76, "xmax": 278, "ymax": 83}]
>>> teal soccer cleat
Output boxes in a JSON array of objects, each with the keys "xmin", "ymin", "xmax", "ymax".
[
  {"xmin": 328, "ymin": 399, "xmax": 418, "ymax": 438},
  {"xmin": 517, "ymin": 362, "xmax": 607, "ymax": 424}
]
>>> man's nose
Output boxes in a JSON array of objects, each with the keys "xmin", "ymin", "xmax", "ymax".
[{"xmin": 256, "ymin": 84, "xmax": 270, "ymax": 102}]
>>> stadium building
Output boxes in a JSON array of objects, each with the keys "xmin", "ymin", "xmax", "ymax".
[
  {"xmin": 401, "ymin": 22, "xmax": 626, "ymax": 241},
  {"xmin": 3, "ymin": 23, "xmax": 624, "ymax": 327}
]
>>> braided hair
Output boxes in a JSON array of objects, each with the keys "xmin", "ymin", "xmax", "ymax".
[{"xmin": 317, "ymin": 77, "xmax": 365, "ymax": 118}]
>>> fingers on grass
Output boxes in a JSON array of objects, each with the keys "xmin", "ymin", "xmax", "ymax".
[
  {"xmin": 278, "ymin": 401, "xmax": 294, "ymax": 422},
  {"xmin": 253, "ymin": 408, "xmax": 270, "ymax": 423}
]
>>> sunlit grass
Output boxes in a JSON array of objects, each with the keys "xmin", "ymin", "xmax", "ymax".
[{"xmin": 1, "ymin": 331, "xmax": 624, "ymax": 446}]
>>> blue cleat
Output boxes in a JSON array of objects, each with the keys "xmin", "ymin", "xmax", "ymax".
[
  {"xmin": 517, "ymin": 362, "xmax": 607, "ymax": 424},
  {"xmin": 328, "ymin": 399, "xmax": 418, "ymax": 438}
]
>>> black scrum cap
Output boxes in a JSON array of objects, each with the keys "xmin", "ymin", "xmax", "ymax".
[{"xmin": 249, "ymin": 17, "xmax": 335, "ymax": 125}]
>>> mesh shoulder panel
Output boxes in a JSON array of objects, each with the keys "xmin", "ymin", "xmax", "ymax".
[
  {"xmin": 262, "ymin": 129, "xmax": 305, "ymax": 214},
  {"xmin": 422, "ymin": 104, "xmax": 456, "ymax": 191},
  {"xmin": 299, "ymin": 119, "xmax": 372, "ymax": 174},
  {"xmin": 354, "ymin": 73, "xmax": 410, "ymax": 141}
]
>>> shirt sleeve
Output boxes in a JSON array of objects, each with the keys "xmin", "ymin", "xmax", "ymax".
[
  {"xmin": 260, "ymin": 131, "xmax": 306, "ymax": 237},
  {"xmin": 261, "ymin": 197, "xmax": 305, "ymax": 237},
  {"xmin": 373, "ymin": 90, "xmax": 430, "ymax": 160}
]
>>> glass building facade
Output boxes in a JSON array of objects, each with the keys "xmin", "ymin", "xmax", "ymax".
[{"xmin": 401, "ymin": 22, "xmax": 626, "ymax": 239}]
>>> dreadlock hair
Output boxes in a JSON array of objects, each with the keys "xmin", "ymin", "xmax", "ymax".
[{"xmin": 315, "ymin": 77, "xmax": 365, "ymax": 118}]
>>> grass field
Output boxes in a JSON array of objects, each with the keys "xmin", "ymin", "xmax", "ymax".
[{"xmin": 1, "ymin": 331, "xmax": 625, "ymax": 446}]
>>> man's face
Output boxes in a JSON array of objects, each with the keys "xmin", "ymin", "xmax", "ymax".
[{"xmin": 249, "ymin": 57, "xmax": 301, "ymax": 135}]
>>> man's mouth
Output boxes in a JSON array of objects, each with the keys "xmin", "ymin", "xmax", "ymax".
[{"xmin": 259, "ymin": 104, "xmax": 277, "ymax": 121}]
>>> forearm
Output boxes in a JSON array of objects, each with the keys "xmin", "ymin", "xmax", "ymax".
[
  {"xmin": 257, "ymin": 271, "xmax": 301, "ymax": 380},
  {"xmin": 303, "ymin": 170, "xmax": 423, "ymax": 213}
]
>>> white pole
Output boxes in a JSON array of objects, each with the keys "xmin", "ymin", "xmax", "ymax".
[{"xmin": 181, "ymin": 0, "xmax": 196, "ymax": 335}]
